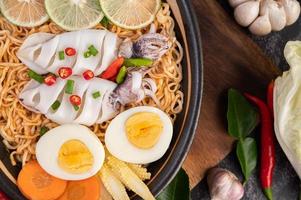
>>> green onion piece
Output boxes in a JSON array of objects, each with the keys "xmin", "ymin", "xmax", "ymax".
[
  {"xmin": 123, "ymin": 58, "xmax": 153, "ymax": 67},
  {"xmin": 116, "ymin": 66, "xmax": 127, "ymax": 84},
  {"xmin": 84, "ymin": 51, "xmax": 91, "ymax": 58},
  {"xmin": 100, "ymin": 17, "xmax": 109, "ymax": 28},
  {"xmin": 51, "ymin": 100, "xmax": 61, "ymax": 111},
  {"xmin": 40, "ymin": 126, "xmax": 49, "ymax": 136},
  {"xmin": 28, "ymin": 70, "xmax": 44, "ymax": 84},
  {"xmin": 73, "ymin": 105, "xmax": 79, "ymax": 111},
  {"xmin": 59, "ymin": 51, "xmax": 65, "ymax": 60},
  {"xmin": 65, "ymin": 80, "xmax": 74, "ymax": 94},
  {"xmin": 88, "ymin": 45, "xmax": 99, "ymax": 56},
  {"xmin": 92, "ymin": 91, "xmax": 101, "ymax": 99}
]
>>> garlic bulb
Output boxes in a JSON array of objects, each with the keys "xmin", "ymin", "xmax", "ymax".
[
  {"xmin": 229, "ymin": 0, "xmax": 300, "ymax": 36},
  {"xmin": 207, "ymin": 167, "xmax": 244, "ymax": 200}
]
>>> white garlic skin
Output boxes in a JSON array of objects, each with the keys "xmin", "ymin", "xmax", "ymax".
[
  {"xmin": 234, "ymin": 1, "xmax": 260, "ymax": 27},
  {"xmin": 249, "ymin": 14, "xmax": 272, "ymax": 35},
  {"xmin": 229, "ymin": 0, "xmax": 301, "ymax": 36},
  {"xmin": 207, "ymin": 167, "xmax": 244, "ymax": 200},
  {"xmin": 282, "ymin": 0, "xmax": 301, "ymax": 25}
]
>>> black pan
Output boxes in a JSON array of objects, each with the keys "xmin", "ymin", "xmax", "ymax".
[{"xmin": 0, "ymin": 0, "xmax": 203, "ymax": 199}]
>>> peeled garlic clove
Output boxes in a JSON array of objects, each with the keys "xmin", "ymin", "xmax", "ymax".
[
  {"xmin": 281, "ymin": 0, "xmax": 301, "ymax": 25},
  {"xmin": 234, "ymin": 1, "xmax": 260, "ymax": 27},
  {"xmin": 207, "ymin": 167, "xmax": 244, "ymax": 200},
  {"xmin": 249, "ymin": 14, "xmax": 272, "ymax": 35},
  {"xmin": 228, "ymin": 0, "xmax": 250, "ymax": 8},
  {"xmin": 261, "ymin": 0, "xmax": 287, "ymax": 31}
]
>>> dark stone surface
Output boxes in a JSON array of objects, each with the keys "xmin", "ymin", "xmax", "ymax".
[{"xmin": 191, "ymin": 1, "xmax": 301, "ymax": 199}]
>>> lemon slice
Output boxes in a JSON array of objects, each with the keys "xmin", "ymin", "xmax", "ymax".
[
  {"xmin": 0, "ymin": 0, "xmax": 49, "ymax": 27},
  {"xmin": 45, "ymin": 0, "xmax": 104, "ymax": 31},
  {"xmin": 99, "ymin": 0, "xmax": 161, "ymax": 30}
]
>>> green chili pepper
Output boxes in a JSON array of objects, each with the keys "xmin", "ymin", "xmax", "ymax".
[
  {"xmin": 88, "ymin": 45, "xmax": 99, "ymax": 56},
  {"xmin": 40, "ymin": 126, "xmax": 49, "ymax": 136},
  {"xmin": 51, "ymin": 100, "xmax": 61, "ymax": 111},
  {"xmin": 92, "ymin": 91, "xmax": 101, "ymax": 99},
  {"xmin": 84, "ymin": 51, "xmax": 91, "ymax": 58},
  {"xmin": 28, "ymin": 70, "xmax": 44, "ymax": 84},
  {"xmin": 65, "ymin": 80, "xmax": 74, "ymax": 94},
  {"xmin": 116, "ymin": 66, "xmax": 127, "ymax": 84},
  {"xmin": 59, "ymin": 51, "xmax": 65, "ymax": 60},
  {"xmin": 123, "ymin": 58, "xmax": 153, "ymax": 67}
]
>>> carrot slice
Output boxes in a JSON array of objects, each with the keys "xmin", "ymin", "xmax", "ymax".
[
  {"xmin": 17, "ymin": 161, "xmax": 67, "ymax": 200},
  {"xmin": 57, "ymin": 176, "xmax": 101, "ymax": 200}
]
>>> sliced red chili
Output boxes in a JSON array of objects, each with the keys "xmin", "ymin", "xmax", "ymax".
[
  {"xmin": 44, "ymin": 74, "xmax": 56, "ymax": 86},
  {"xmin": 267, "ymin": 81, "xmax": 274, "ymax": 116},
  {"xmin": 70, "ymin": 95, "xmax": 81, "ymax": 106},
  {"xmin": 100, "ymin": 57, "xmax": 125, "ymax": 80},
  {"xmin": 83, "ymin": 70, "xmax": 94, "ymax": 80},
  {"xmin": 58, "ymin": 67, "xmax": 72, "ymax": 79},
  {"xmin": 65, "ymin": 47, "xmax": 76, "ymax": 56}
]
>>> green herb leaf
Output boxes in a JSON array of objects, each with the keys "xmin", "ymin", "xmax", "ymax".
[
  {"xmin": 84, "ymin": 51, "xmax": 91, "ymax": 58},
  {"xmin": 40, "ymin": 126, "xmax": 49, "ymax": 136},
  {"xmin": 28, "ymin": 70, "xmax": 44, "ymax": 84},
  {"xmin": 51, "ymin": 100, "xmax": 61, "ymax": 111},
  {"xmin": 236, "ymin": 138, "xmax": 258, "ymax": 182},
  {"xmin": 227, "ymin": 88, "xmax": 259, "ymax": 140},
  {"xmin": 92, "ymin": 91, "xmax": 101, "ymax": 99},
  {"xmin": 88, "ymin": 45, "xmax": 99, "ymax": 56},
  {"xmin": 100, "ymin": 16, "xmax": 109, "ymax": 28},
  {"xmin": 124, "ymin": 58, "xmax": 153, "ymax": 67},
  {"xmin": 157, "ymin": 168, "xmax": 191, "ymax": 200},
  {"xmin": 65, "ymin": 80, "xmax": 74, "ymax": 94}
]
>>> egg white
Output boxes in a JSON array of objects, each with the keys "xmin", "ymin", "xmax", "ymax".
[
  {"xmin": 36, "ymin": 124, "xmax": 105, "ymax": 180},
  {"xmin": 105, "ymin": 106, "xmax": 173, "ymax": 164}
]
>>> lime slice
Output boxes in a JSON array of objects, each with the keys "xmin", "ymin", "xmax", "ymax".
[
  {"xmin": 0, "ymin": 0, "xmax": 49, "ymax": 27},
  {"xmin": 45, "ymin": 0, "xmax": 104, "ymax": 31},
  {"xmin": 99, "ymin": 0, "xmax": 161, "ymax": 30}
]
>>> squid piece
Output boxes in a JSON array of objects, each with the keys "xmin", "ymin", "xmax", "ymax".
[
  {"xmin": 19, "ymin": 76, "xmax": 117, "ymax": 125},
  {"xmin": 17, "ymin": 30, "xmax": 121, "ymax": 76},
  {"xmin": 99, "ymin": 164, "xmax": 130, "ymax": 200},
  {"xmin": 118, "ymin": 33, "xmax": 171, "ymax": 60},
  {"xmin": 107, "ymin": 156, "xmax": 155, "ymax": 200},
  {"xmin": 110, "ymin": 68, "xmax": 160, "ymax": 110}
]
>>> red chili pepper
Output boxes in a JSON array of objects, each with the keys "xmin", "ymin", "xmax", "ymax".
[
  {"xmin": 83, "ymin": 70, "xmax": 94, "ymax": 80},
  {"xmin": 44, "ymin": 74, "xmax": 56, "ymax": 86},
  {"xmin": 65, "ymin": 47, "xmax": 76, "ymax": 56},
  {"xmin": 100, "ymin": 57, "xmax": 125, "ymax": 80},
  {"xmin": 244, "ymin": 93, "xmax": 275, "ymax": 200},
  {"xmin": 58, "ymin": 67, "xmax": 72, "ymax": 79},
  {"xmin": 267, "ymin": 81, "xmax": 274, "ymax": 116},
  {"xmin": 70, "ymin": 95, "xmax": 81, "ymax": 106},
  {"xmin": 0, "ymin": 191, "xmax": 10, "ymax": 200}
]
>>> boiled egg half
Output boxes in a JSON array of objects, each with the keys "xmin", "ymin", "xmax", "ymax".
[
  {"xmin": 36, "ymin": 124, "xmax": 105, "ymax": 180},
  {"xmin": 105, "ymin": 106, "xmax": 173, "ymax": 164}
]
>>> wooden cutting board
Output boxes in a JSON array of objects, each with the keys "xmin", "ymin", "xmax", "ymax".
[{"xmin": 182, "ymin": 0, "xmax": 281, "ymax": 188}]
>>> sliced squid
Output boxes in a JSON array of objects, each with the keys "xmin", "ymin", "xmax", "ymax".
[
  {"xmin": 19, "ymin": 76, "xmax": 118, "ymax": 125},
  {"xmin": 17, "ymin": 30, "xmax": 120, "ymax": 76},
  {"xmin": 74, "ymin": 79, "xmax": 116, "ymax": 126},
  {"xmin": 46, "ymin": 77, "xmax": 90, "ymax": 124}
]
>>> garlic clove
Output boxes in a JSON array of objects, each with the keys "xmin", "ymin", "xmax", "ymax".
[
  {"xmin": 228, "ymin": 0, "xmax": 250, "ymax": 8},
  {"xmin": 261, "ymin": 0, "xmax": 287, "ymax": 31},
  {"xmin": 249, "ymin": 14, "xmax": 272, "ymax": 35},
  {"xmin": 207, "ymin": 167, "xmax": 244, "ymax": 200},
  {"xmin": 281, "ymin": 0, "xmax": 301, "ymax": 25},
  {"xmin": 234, "ymin": 1, "xmax": 260, "ymax": 27}
]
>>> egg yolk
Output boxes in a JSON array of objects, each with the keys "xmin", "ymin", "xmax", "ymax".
[
  {"xmin": 125, "ymin": 112, "xmax": 163, "ymax": 149},
  {"xmin": 58, "ymin": 140, "xmax": 94, "ymax": 174}
]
